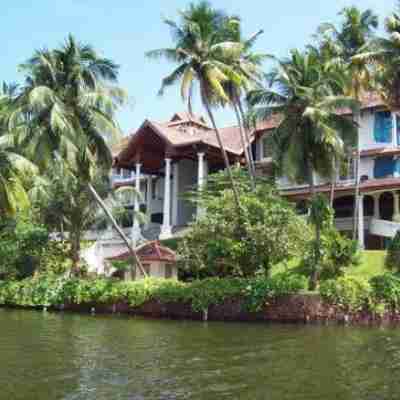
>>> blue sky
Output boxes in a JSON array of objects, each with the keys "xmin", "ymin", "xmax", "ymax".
[{"xmin": 1, "ymin": 0, "xmax": 396, "ymax": 134}]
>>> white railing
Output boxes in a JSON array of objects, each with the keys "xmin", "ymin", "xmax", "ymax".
[
  {"xmin": 370, "ymin": 218, "xmax": 400, "ymax": 238},
  {"xmin": 335, "ymin": 217, "xmax": 372, "ymax": 232}
]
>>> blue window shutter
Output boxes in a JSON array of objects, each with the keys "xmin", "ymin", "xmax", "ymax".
[
  {"xmin": 374, "ymin": 156, "xmax": 395, "ymax": 178},
  {"xmin": 395, "ymin": 158, "xmax": 400, "ymax": 176},
  {"xmin": 374, "ymin": 111, "xmax": 392, "ymax": 143},
  {"xmin": 397, "ymin": 115, "xmax": 400, "ymax": 145}
]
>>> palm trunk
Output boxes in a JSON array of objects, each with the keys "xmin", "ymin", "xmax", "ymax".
[
  {"xmin": 70, "ymin": 230, "xmax": 81, "ymax": 275},
  {"xmin": 308, "ymin": 160, "xmax": 319, "ymax": 291},
  {"xmin": 203, "ymin": 100, "xmax": 241, "ymax": 211},
  {"xmin": 87, "ymin": 183, "xmax": 147, "ymax": 278},
  {"xmin": 330, "ymin": 157, "xmax": 336, "ymax": 208},
  {"xmin": 237, "ymin": 96, "xmax": 256, "ymax": 177},
  {"xmin": 353, "ymin": 111, "xmax": 361, "ymax": 240},
  {"xmin": 233, "ymin": 102, "xmax": 255, "ymax": 190}
]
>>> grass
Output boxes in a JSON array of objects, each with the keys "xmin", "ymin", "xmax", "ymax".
[{"xmin": 271, "ymin": 250, "xmax": 387, "ymax": 280}]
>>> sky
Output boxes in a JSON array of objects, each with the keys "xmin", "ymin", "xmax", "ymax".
[{"xmin": 1, "ymin": 0, "xmax": 397, "ymax": 135}]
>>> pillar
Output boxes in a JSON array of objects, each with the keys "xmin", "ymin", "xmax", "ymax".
[
  {"xmin": 393, "ymin": 191, "xmax": 400, "ymax": 222},
  {"xmin": 146, "ymin": 176, "xmax": 152, "ymax": 228},
  {"xmin": 373, "ymin": 193, "xmax": 381, "ymax": 219},
  {"xmin": 160, "ymin": 158, "xmax": 172, "ymax": 239},
  {"xmin": 131, "ymin": 163, "xmax": 142, "ymax": 244},
  {"xmin": 172, "ymin": 162, "xmax": 179, "ymax": 226},
  {"xmin": 358, "ymin": 194, "xmax": 365, "ymax": 249},
  {"xmin": 197, "ymin": 152, "xmax": 206, "ymax": 218}
]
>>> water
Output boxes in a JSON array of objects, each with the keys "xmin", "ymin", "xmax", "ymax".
[{"xmin": 1, "ymin": 309, "xmax": 400, "ymax": 400}]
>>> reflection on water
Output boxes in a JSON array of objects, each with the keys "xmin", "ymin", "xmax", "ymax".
[{"xmin": 0, "ymin": 309, "xmax": 399, "ymax": 399}]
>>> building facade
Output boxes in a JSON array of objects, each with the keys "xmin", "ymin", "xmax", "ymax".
[{"xmin": 112, "ymin": 96, "xmax": 400, "ymax": 249}]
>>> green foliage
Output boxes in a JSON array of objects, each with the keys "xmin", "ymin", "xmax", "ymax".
[
  {"xmin": 0, "ymin": 215, "xmax": 49, "ymax": 279},
  {"xmin": 385, "ymin": 231, "xmax": 400, "ymax": 272},
  {"xmin": 0, "ymin": 275, "xmax": 306, "ymax": 313},
  {"xmin": 309, "ymin": 194, "xmax": 334, "ymax": 231},
  {"xmin": 319, "ymin": 276, "xmax": 372, "ymax": 312},
  {"xmin": 179, "ymin": 172, "xmax": 309, "ymax": 278},
  {"xmin": 301, "ymin": 229, "xmax": 360, "ymax": 282},
  {"xmin": 370, "ymin": 273, "xmax": 400, "ymax": 309}
]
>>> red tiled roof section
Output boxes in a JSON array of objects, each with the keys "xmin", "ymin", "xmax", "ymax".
[{"xmin": 106, "ymin": 241, "xmax": 177, "ymax": 262}]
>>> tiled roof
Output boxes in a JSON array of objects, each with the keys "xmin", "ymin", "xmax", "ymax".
[
  {"xmin": 115, "ymin": 94, "xmax": 387, "ymax": 161},
  {"xmin": 106, "ymin": 241, "xmax": 176, "ymax": 262}
]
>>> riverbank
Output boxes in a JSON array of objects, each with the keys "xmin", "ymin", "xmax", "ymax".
[{"xmin": 1, "ymin": 274, "xmax": 400, "ymax": 325}]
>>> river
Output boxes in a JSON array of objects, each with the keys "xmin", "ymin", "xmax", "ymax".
[{"xmin": 0, "ymin": 309, "xmax": 399, "ymax": 399}]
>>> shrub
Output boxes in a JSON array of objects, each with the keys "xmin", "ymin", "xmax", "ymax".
[
  {"xmin": 385, "ymin": 231, "xmax": 400, "ymax": 272},
  {"xmin": 0, "ymin": 275, "xmax": 307, "ymax": 313},
  {"xmin": 319, "ymin": 276, "xmax": 372, "ymax": 312},
  {"xmin": 178, "ymin": 171, "xmax": 309, "ymax": 279},
  {"xmin": 370, "ymin": 273, "xmax": 400, "ymax": 310},
  {"xmin": 301, "ymin": 229, "xmax": 360, "ymax": 283}
]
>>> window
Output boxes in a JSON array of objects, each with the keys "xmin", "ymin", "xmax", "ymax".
[
  {"xmin": 165, "ymin": 264, "xmax": 173, "ymax": 279},
  {"xmin": 374, "ymin": 156, "xmax": 396, "ymax": 179},
  {"xmin": 261, "ymin": 134, "xmax": 274, "ymax": 160},
  {"xmin": 374, "ymin": 111, "xmax": 392, "ymax": 144}
]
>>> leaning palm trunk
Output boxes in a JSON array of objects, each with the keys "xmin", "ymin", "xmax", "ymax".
[
  {"xmin": 233, "ymin": 103, "xmax": 255, "ymax": 190},
  {"xmin": 353, "ymin": 111, "xmax": 361, "ymax": 240},
  {"xmin": 237, "ymin": 96, "xmax": 256, "ymax": 178},
  {"xmin": 88, "ymin": 184, "xmax": 147, "ymax": 278},
  {"xmin": 330, "ymin": 157, "xmax": 336, "ymax": 207},
  {"xmin": 308, "ymin": 160, "xmax": 320, "ymax": 291},
  {"xmin": 203, "ymin": 100, "xmax": 241, "ymax": 211}
]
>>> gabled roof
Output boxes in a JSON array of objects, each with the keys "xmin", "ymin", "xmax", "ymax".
[
  {"xmin": 106, "ymin": 241, "xmax": 177, "ymax": 263},
  {"xmin": 114, "ymin": 94, "xmax": 387, "ymax": 166}
]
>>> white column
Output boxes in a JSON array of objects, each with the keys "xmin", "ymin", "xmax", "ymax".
[
  {"xmin": 197, "ymin": 152, "xmax": 206, "ymax": 218},
  {"xmin": 146, "ymin": 176, "xmax": 152, "ymax": 228},
  {"xmin": 393, "ymin": 192, "xmax": 400, "ymax": 222},
  {"xmin": 131, "ymin": 163, "xmax": 142, "ymax": 244},
  {"xmin": 160, "ymin": 158, "xmax": 172, "ymax": 239},
  {"xmin": 373, "ymin": 193, "xmax": 381, "ymax": 219},
  {"xmin": 358, "ymin": 194, "xmax": 365, "ymax": 249},
  {"xmin": 172, "ymin": 162, "xmax": 179, "ymax": 226}
]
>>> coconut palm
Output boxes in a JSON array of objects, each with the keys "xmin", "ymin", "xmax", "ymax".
[
  {"xmin": 223, "ymin": 29, "xmax": 267, "ymax": 189},
  {"xmin": 146, "ymin": 1, "xmax": 244, "ymax": 209},
  {"xmin": 247, "ymin": 49, "xmax": 358, "ymax": 289},
  {"xmin": 0, "ymin": 83, "xmax": 36, "ymax": 216},
  {"xmin": 12, "ymin": 35, "xmax": 146, "ymax": 276},
  {"xmin": 356, "ymin": 6, "xmax": 400, "ymax": 112},
  {"xmin": 316, "ymin": 6, "xmax": 378, "ymax": 239}
]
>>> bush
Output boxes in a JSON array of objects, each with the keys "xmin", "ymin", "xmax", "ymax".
[
  {"xmin": 370, "ymin": 273, "xmax": 400, "ymax": 310},
  {"xmin": 0, "ymin": 275, "xmax": 307, "ymax": 312},
  {"xmin": 301, "ymin": 229, "xmax": 360, "ymax": 283},
  {"xmin": 385, "ymin": 231, "xmax": 400, "ymax": 272},
  {"xmin": 179, "ymin": 171, "xmax": 309, "ymax": 279},
  {"xmin": 319, "ymin": 276, "xmax": 372, "ymax": 312}
]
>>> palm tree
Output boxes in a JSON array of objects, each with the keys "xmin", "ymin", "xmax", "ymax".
[
  {"xmin": 223, "ymin": 29, "xmax": 267, "ymax": 189},
  {"xmin": 0, "ymin": 83, "xmax": 36, "ymax": 216},
  {"xmin": 248, "ymin": 49, "xmax": 357, "ymax": 289},
  {"xmin": 146, "ymin": 1, "xmax": 244, "ymax": 209},
  {"xmin": 357, "ymin": 6, "xmax": 400, "ymax": 112},
  {"xmin": 12, "ymin": 35, "xmax": 146, "ymax": 276},
  {"xmin": 316, "ymin": 6, "xmax": 378, "ymax": 239}
]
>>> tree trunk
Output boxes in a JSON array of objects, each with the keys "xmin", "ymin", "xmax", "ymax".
[
  {"xmin": 202, "ymin": 100, "xmax": 242, "ymax": 211},
  {"xmin": 330, "ymin": 157, "xmax": 336, "ymax": 208},
  {"xmin": 353, "ymin": 111, "xmax": 361, "ymax": 240},
  {"xmin": 70, "ymin": 231, "xmax": 81, "ymax": 275},
  {"xmin": 307, "ymin": 160, "xmax": 319, "ymax": 291},
  {"xmin": 233, "ymin": 102, "xmax": 255, "ymax": 190},
  {"xmin": 87, "ymin": 183, "xmax": 147, "ymax": 278},
  {"xmin": 237, "ymin": 96, "xmax": 256, "ymax": 178}
]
